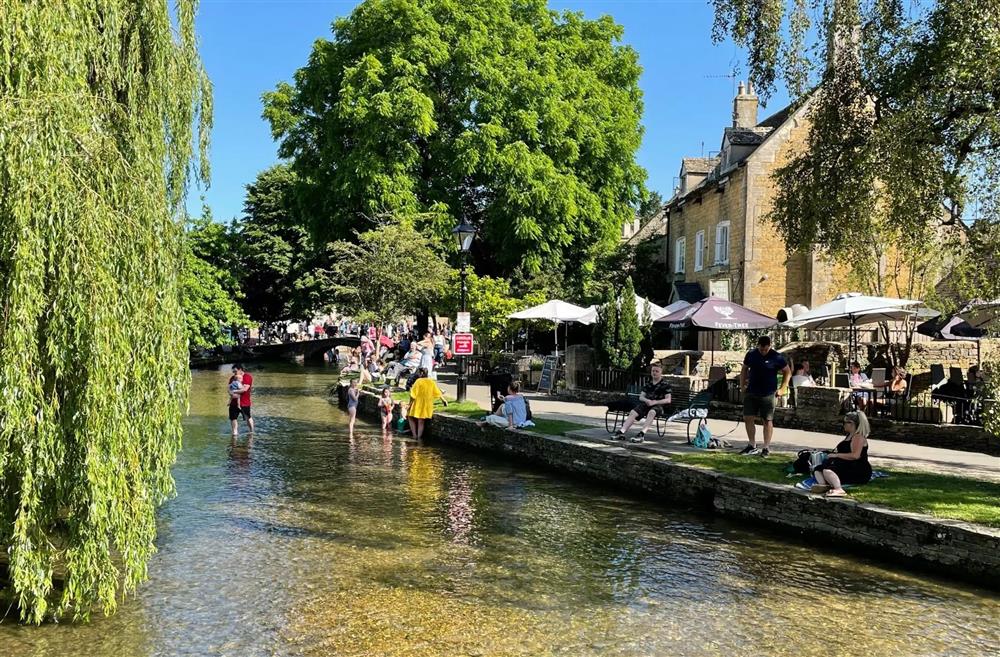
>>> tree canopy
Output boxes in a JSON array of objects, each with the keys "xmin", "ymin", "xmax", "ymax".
[
  {"xmin": 327, "ymin": 222, "xmax": 454, "ymax": 331},
  {"xmin": 0, "ymin": 0, "xmax": 210, "ymax": 621},
  {"xmin": 712, "ymin": 0, "xmax": 1000, "ymax": 248},
  {"xmin": 263, "ymin": 0, "xmax": 647, "ymax": 293},
  {"xmin": 235, "ymin": 165, "xmax": 327, "ymax": 322},
  {"xmin": 181, "ymin": 215, "xmax": 250, "ymax": 350}
]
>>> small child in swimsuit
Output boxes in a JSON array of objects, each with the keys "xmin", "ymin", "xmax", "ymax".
[{"xmin": 378, "ymin": 387, "xmax": 394, "ymax": 432}]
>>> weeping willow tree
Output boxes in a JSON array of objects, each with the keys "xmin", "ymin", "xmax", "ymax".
[{"xmin": 0, "ymin": 1, "xmax": 211, "ymax": 622}]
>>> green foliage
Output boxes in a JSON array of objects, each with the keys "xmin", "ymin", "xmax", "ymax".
[
  {"xmin": 594, "ymin": 277, "xmax": 643, "ymax": 369},
  {"xmin": 712, "ymin": 0, "xmax": 999, "ymax": 251},
  {"xmin": 263, "ymin": 0, "xmax": 647, "ymax": 294},
  {"xmin": 638, "ymin": 190, "xmax": 664, "ymax": 222},
  {"xmin": 616, "ymin": 277, "xmax": 643, "ymax": 367},
  {"xmin": 593, "ymin": 239, "xmax": 668, "ymax": 303},
  {"xmin": 234, "ymin": 165, "xmax": 327, "ymax": 322},
  {"xmin": 328, "ymin": 222, "xmax": 454, "ymax": 330},
  {"xmin": 0, "ymin": 0, "xmax": 210, "ymax": 621},
  {"xmin": 437, "ymin": 273, "xmax": 524, "ymax": 355},
  {"xmin": 593, "ymin": 287, "xmax": 619, "ymax": 367},
  {"xmin": 181, "ymin": 219, "xmax": 250, "ymax": 351}
]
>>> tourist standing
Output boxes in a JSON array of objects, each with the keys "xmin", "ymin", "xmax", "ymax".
[
  {"xmin": 740, "ymin": 336, "xmax": 790, "ymax": 457},
  {"xmin": 407, "ymin": 368, "xmax": 448, "ymax": 439},
  {"xmin": 228, "ymin": 364, "xmax": 255, "ymax": 435},
  {"xmin": 346, "ymin": 379, "xmax": 359, "ymax": 436},
  {"xmin": 417, "ymin": 331, "xmax": 435, "ymax": 375}
]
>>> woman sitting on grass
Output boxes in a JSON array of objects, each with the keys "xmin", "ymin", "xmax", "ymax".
[{"xmin": 811, "ymin": 410, "xmax": 872, "ymax": 498}]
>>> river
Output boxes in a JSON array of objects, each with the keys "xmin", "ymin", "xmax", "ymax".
[{"xmin": 2, "ymin": 365, "xmax": 998, "ymax": 657}]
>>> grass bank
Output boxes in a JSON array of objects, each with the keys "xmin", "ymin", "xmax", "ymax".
[
  {"xmin": 668, "ymin": 452, "xmax": 1000, "ymax": 528},
  {"xmin": 362, "ymin": 385, "xmax": 590, "ymax": 437}
]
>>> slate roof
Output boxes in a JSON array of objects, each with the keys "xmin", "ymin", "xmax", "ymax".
[
  {"xmin": 723, "ymin": 126, "xmax": 772, "ymax": 146},
  {"xmin": 681, "ymin": 157, "xmax": 720, "ymax": 174},
  {"xmin": 757, "ymin": 104, "xmax": 794, "ymax": 129},
  {"xmin": 673, "ymin": 282, "xmax": 705, "ymax": 304}
]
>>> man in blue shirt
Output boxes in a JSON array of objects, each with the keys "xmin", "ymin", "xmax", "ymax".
[{"xmin": 740, "ymin": 336, "xmax": 791, "ymax": 457}]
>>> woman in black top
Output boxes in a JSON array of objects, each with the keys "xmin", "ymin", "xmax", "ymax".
[{"xmin": 811, "ymin": 410, "xmax": 872, "ymax": 498}]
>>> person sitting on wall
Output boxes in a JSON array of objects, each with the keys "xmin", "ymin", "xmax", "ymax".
[{"xmin": 612, "ymin": 362, "xmax": 672, "ymax": 444}]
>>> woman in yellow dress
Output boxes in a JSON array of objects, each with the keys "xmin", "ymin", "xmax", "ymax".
[{"xmin": 407, "ymin": 368, "xmax": 448, "ymax": 439}]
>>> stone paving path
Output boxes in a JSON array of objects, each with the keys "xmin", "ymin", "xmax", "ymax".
[{"xmin": 433, "ymin": 373, "xmax": 1000, "ymax": 483}]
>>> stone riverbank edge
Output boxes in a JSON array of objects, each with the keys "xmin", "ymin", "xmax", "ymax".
[{"xmin": 346, "ymin": 389, "xmax": 1000, "ymax": 590}]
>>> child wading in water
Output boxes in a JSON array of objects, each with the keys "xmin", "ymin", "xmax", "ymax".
[
  {"xmin": 346, "ymin": 379, "xmax": 360, "ymax": 436},
  {"xmin": 228, "ymin": 371, "xmax": 243, "ymax": 437},
  {"xmin": 378, "ymin": 387, "xmax": 394, "ymax": 433}
]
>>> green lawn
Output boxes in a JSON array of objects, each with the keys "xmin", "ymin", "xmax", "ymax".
[
  {"xmin": 529, "ymin": 418, "xmax": 592, "ymax": 436},
  {"xmin": 668, "ymin": 452, "xmax": 1000, "ymax": 527}
]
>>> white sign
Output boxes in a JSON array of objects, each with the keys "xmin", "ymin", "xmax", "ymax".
[{"xmin": 456, "ymin": 312, "xmax": 471, "ymax": 333}]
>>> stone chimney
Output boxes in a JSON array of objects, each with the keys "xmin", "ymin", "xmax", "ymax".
[{"xmin": 732, "ymin": 81, "xmax": 758, "ymax": 128}]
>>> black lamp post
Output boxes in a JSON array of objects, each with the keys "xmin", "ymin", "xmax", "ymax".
[{"xmin": 453, "ymin": 218, "xmax": 476, "ymax": 403}]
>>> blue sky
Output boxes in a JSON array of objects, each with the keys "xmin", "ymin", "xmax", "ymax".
[{"xmin": 192, "ymin": 0, "xmax": 789, "ymax": 221}]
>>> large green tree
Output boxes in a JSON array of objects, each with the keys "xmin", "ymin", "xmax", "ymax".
[
  {"xmin": 712, "ymin": 0, "xmax": 1000, "ymax": 248},
  {"xmin": 0, "ymin": 1, "xmax": 210, "ymax": 621},
  {"xmin": 263, "ymin": 0, "xmax": 646, "ymax": 293},
  {"xmin": 327, "ymin": 222, "xmax": 454, "ymax": 333},
  {"xmin": 235, "ymin": 165, "xmax": 327, "ymax": 322},
  {"xmin": 181, "ymin": 216, "xmax": 250, "ymax": 350}
]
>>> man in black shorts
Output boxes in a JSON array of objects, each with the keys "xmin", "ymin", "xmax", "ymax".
[
  {"xmin": 740, "ymin": 336, "xmax": 790, "ymax": 457},
  {"xmin": 229, "ymin": 364, "xmax": 255, "ymax": 436},
  {"xmin": 614, "ymin": 362, "xmax": 672, "ymax": 444}
]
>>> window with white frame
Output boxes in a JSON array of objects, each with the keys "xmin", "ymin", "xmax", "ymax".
[
  {"xmin": 674, "ymin": 237, "xmax": 686, "ymax": 274},
  {"xmin": 714, "ymin": 221, "xmax": 730, "ymax": 265},
  {"xmin": 694, "ymin": 231, "xmax": 705, "ymax": 271}
]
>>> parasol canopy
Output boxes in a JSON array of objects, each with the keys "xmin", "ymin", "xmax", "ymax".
[{"xmin": 655, "ymin": 296, "xmax": 776, "ymax": 330}]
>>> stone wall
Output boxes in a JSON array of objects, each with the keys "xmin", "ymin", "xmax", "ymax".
[
  {"xmin": 706, "ymin": 386, "xmax": 1000, "ymax": 455},
  {"xmin": 340, "ymin": 386, "xmax": 1000, "ymax": 590}
]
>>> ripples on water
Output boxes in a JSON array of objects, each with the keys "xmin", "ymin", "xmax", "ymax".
[{"xmin": 2, "ymin": 365, "xmax": 998, "ymax": 657}]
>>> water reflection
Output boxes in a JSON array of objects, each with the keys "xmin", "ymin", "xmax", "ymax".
[{"xmin": 1, "ymin": 364, "xmax": 998, "ymax": 657}]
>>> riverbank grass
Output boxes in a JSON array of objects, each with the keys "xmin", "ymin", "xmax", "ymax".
[{"xmin": 669, "ymin": 452, "xmax": 1000, "ymax": 528}]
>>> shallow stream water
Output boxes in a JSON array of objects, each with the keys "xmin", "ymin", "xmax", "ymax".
[{"xmin": 2, "ymin": 365, "xmax": 998, "ymax": 657}]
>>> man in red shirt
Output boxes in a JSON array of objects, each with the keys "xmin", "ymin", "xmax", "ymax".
[{"xmin": 229, "ymin": 364, "xmax": 255, "ymax": 435}]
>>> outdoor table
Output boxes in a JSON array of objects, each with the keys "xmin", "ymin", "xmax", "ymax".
[{"xmin": 851, "ymin": 384, "xmax": 878, "ymax": 412}]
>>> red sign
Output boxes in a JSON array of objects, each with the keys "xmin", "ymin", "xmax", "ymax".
[{"xmin": 452, "ymin": 333, "xmax": 474, "ymax": 356}]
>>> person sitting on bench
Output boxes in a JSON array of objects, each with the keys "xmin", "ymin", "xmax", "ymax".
[{"xmin": 613, "ymin": 362, "xmax": 672, "ymax": 444}]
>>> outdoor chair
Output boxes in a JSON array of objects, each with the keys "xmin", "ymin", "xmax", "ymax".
[
  {"xmin": 656, "ymin": 389, "xmax": 713, "ymax": 442},
  {"xmin": 708, "ymin": 366, "xmax": 726, "ymax": 383},
  {"xmin": 930, "ymin": 364, "xmax": 946, "ymax": 390},
  {"xmin": 949, "ymin": 367, "xmax": 965, "ymax": 385},
  {"xmin": 605, "ymin": 384, "xmax": 641, "ymax": 434}
]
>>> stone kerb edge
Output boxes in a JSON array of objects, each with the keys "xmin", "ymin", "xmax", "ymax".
[{"xmin": 340, "ymin": 387, "xmax": 1000, "ymax": 589}]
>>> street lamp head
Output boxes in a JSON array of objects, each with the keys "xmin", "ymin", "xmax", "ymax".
[{"xmin": 452, "ymin": 219, "xmax": 476, "ymax": 253}]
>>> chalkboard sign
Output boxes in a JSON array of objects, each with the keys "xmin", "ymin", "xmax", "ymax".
[{"xmin": 537, "ymin": 356, "xmax": 558, "ymax": 392}]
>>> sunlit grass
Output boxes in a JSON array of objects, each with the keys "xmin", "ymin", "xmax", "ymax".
[{"xmin": 669, "ymin": 452, "xmax": 1000, "ymax": 527}]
